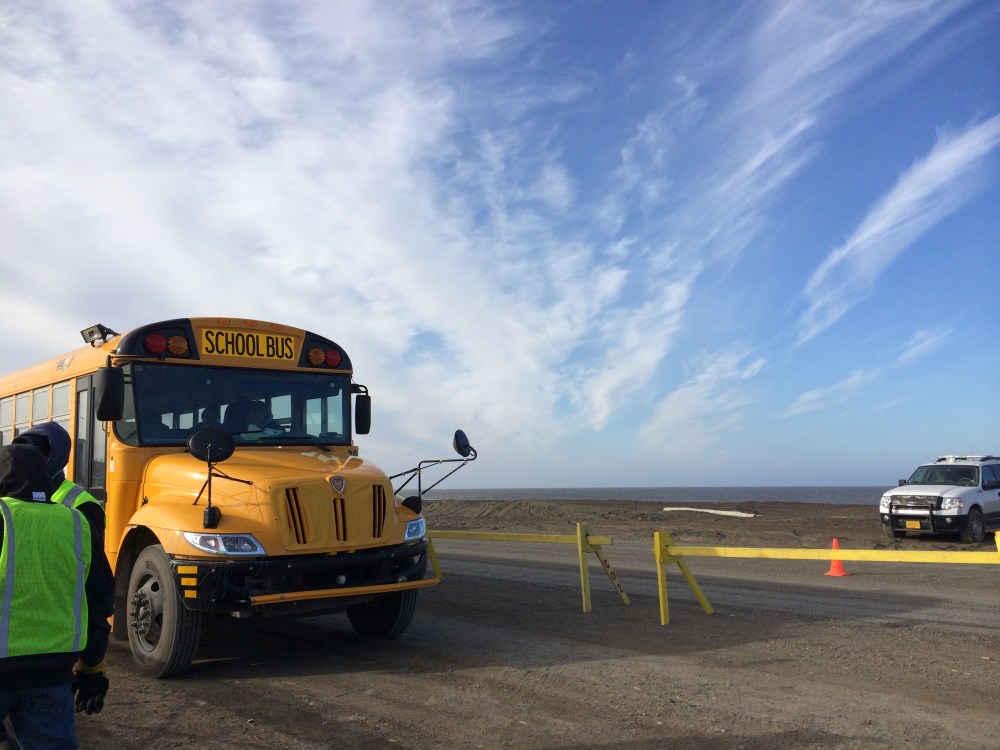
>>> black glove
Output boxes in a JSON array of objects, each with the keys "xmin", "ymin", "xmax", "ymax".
[{"xmin": 72, "ymin": 660, "xmax": 109, "ymax": 715}]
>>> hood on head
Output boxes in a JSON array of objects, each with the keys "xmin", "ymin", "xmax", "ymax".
[
  {"xmin": 13, "ymin": 421, "xmax": 72, "ymax": 480},
  {"xmin": 0, "ymin": 444, "xmax": 51, "ymax": 501}
]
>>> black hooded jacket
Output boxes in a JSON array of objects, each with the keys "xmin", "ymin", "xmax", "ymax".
[
  {"xmin": 11, "ymin": 421, "xmax": 71, "ymax": 482},
  {"xmin": 0, "ymin": 444, "xmax": 88, "ymax": 687},
  {"xmin": 6, "ymin": 424, "xmax": 115, "ymax": 682},
  {"xmin": 0, "ymin": 442, "xmax": 51, "ymax": 500}
]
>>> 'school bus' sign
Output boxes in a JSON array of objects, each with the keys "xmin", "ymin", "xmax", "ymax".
[{"xmin": 201, "ymin": 328, "xmax": 296, "ymax": 361}]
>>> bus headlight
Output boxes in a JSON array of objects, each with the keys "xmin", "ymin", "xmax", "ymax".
[
  {"xmin": 183, "ymin": 532, "xmax": 265, "ymax": 556},
  {"xmin": 404, "ymin": 518, "xmax": 426, "ymax": 541}
]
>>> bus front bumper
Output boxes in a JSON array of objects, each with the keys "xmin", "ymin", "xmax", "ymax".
[{"xmin": 169, "ymin": 539, "xmax": 436, "ymax": 614}]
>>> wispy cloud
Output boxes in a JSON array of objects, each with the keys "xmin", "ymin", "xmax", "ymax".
[
  {"xmin": 574, "ymin": 273, "xmax": 696, "ymax": 430},
  {"xmin": 679, "ymin": 0, "xmax": 963, "ymax": 267},
  {"xmin": 779, "ymin": 369, "xmax": 876, "ymax": 418},
  {"xmin": 639, "ymin": 350, "xmax": 765, "ymax": 455},
  {"xmin": 799, "ymin": 114, "xmax": 1000, "ymax": 343},
  {"xmin": 896, "ymin": 327, "xmax": 953, "ymax": 366},
  {"xmin": 777, "ymin": 324, "xmax": 952, "ymax": 421},
  {"xmin": 0, "ymin": 1, "xmax": 994, "ymax": 484}
]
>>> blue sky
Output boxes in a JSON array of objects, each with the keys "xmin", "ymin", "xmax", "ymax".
[{"xmin": 1, "ymin": 1, "xmax": 997, "ymax": 488}]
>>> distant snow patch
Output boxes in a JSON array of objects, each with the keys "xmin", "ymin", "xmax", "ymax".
[{"xmin": 663, "ymin": 507, "xmax": 757, "ymax": 517}]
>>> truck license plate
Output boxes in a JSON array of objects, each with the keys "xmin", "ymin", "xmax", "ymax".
[{"xmin": 904, "ymin": 520, "xmax": 921, "ymax": 529}]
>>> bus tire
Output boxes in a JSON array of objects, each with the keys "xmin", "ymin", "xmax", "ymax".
[
  {"xmin": 347, "ymin": 589, "xmax": 418, "ymax": 639},
  {"xmin": 126, "ymin": 544, "xmax": 202, "ymax": 678}
]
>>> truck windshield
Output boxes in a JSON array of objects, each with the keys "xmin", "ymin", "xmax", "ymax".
[
  {"xmin": 115, "ymin": 362, "xmax": 351, "ymax": 447},
  {"xmin": 906, "ymin": 465, "xmax": 979, "ymax": 487}
]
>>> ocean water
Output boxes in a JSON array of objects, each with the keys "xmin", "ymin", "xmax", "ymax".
[{"xmin": 424, "ymin": 486, "xmax": 884, "ymax": 505}]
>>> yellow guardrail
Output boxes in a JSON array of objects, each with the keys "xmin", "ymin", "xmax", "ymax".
[
  {"xmin": 653, "ymin": 530, "xmax": 1000, "ymax": 626},
  {"xmin": 428, "ymin": 523, "xmax": 630, "ymax": 612}
]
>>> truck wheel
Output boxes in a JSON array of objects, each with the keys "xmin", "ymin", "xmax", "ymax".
[
  {"xmin": 347, "ymin": 589, "xmax": 418, "ymax": 639},
  {"xmin": 883, "ymin": 524, "xmax": 905, "ymax": 539},
  {"xmin": 960, "ymin": 508, "xmax": 985, "ymax": 544},
  {"xmin": 127, "ymin": 544, "xmax": 202, "ymax": 678}
]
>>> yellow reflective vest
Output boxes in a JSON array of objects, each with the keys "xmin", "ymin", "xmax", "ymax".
[
  {"xmin": 0, "ymin": 496, "xmax": 91, "ymax": 658},
  {"xmin": 51, "ymin": 478, "xmax": 103, "ymax": 513}
]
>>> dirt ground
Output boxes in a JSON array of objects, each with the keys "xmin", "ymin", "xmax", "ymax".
[{"xmin": 75, "ymin": 499, "xmax": 999, "ymax": 750}]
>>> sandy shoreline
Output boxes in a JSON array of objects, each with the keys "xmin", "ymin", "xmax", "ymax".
[
  {"xmin": 423, "ymin": 497, "xmax": 991, "ymax": 551},
  {"xmin": 424, "ymin": 499, "xmax": 976, "ymax": 549},
  {"xmin": 425, "ymin": 485, "xmax": 885, "ymax": 504}
]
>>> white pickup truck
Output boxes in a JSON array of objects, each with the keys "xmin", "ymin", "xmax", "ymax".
[{"xmin": 879, "ymin": 455, "xmax": 1000, "ymax": 543}]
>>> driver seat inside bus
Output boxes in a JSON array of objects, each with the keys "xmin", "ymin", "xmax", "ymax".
[{"xmin": 222, "ymin": 401, "xmax": 249, "ymax": 433}]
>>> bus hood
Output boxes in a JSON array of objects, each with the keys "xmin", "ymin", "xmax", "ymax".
[{"xmin": 140, "ymin": 449, "xmax": 397, "ymax": 553}]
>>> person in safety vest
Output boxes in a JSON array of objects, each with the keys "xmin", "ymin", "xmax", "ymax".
[
  {"xmin": 12, "ymin": 423, "xmax": 114, "ymax": 719},
  {"xmin": 0, "ymin": 444, "xmax": 95, "ymax": 749}
]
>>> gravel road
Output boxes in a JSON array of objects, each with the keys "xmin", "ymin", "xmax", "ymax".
[{"xmin": 75, "ymin": 500, "xmax": 1000, "ymax": 749}]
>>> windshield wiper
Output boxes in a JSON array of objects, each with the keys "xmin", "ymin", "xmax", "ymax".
[{"xmin": 238, "ymin": 435, "xmax": 334, "ymax": 451}]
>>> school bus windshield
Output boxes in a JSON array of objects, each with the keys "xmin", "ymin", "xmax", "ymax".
[{"xmin": 115, "ymin": 362, "xmax": 352, "ymax": 447}]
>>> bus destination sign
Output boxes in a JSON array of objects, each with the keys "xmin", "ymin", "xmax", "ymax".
[{"xmin": 201, "ymin": 329, "xmax": 297, "ymax": 361}]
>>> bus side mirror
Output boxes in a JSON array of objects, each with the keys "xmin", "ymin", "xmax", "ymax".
[
  {"xmin": 453, "ymin": 429, "xmax": 475, "ymax": 458},
  {"xmin": 187, "ymin": 428, "xmax": 236, "ymax": 463},
  {"xmin": 95, "ymin": 367, "xmax": 125, "ymax": 421},
  {"xmin": 355, "ymin": 394, "xmax": 371, "ymax": 435}
]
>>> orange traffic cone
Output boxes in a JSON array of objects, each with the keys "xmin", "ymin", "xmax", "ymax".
[{"xmin": 825, "ymin": 538, "xmax": 850, "ymax": 577}]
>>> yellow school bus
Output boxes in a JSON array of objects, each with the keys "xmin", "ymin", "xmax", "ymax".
[{"xmin": 0, "ymin": 317, "xmax": 474, "ymax": 677}]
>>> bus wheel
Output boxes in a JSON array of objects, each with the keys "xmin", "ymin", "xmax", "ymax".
[
  {"xmin": 347, "ymin": 589, "xmax": 418, "ymax": 639},
  {"xmin": 127, "ymin": 544, "xmax": 202, "ymax": 678}
]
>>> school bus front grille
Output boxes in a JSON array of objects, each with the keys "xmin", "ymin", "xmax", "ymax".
[
  {"xmin": 332, "ymin": 496, "xmax": 347, "ymax": 542},
  {"xmin": 273, "ymin": 483, "xmax": 389, "ymax": 550},
  {"xmin": 284, "ymin": 488, "xmax": 309, "ymax": 544},
  {"xmin": 372, "ymin": 484, "xmax": 387, "ymax": 538}
]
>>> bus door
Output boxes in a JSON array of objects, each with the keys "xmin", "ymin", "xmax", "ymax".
[{"xmin": 75, "ymin": 375, "xmax": 108, "ymax": 502}]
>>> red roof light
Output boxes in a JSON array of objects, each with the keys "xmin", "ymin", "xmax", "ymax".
[{"xmin": 145, "ymin": 333, "xmax": 167, "ymax": 354}]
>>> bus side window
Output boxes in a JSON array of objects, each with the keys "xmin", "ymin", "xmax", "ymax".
[
  {"xmin": 0, "ymin": 396, "xmax": 11, "ymax": 446},
  {"xmin": 116, "ymin": 374, "xmax": 139, "ymax": 445},
  {"xmin": 272, "ymin": 394, "xmax": 292, "ymax": 429}
]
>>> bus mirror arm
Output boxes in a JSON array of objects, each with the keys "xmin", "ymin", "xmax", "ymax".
[
  {"xmin": 187, "ymin": 428, "xmax": 239, "ymax": 529},
  {"xmin": 389, "ymin": 430, "xmax": 477, "ymax": 501},
  {"xmin": 192, "ymin": 463, "xmax": 223, "ymax": 530},
  {"xmin": 192, "ymin": 468, "xmax": 253, "ymax": 502}
]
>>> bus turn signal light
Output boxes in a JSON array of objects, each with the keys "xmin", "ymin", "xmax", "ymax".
[
  {"xmin": 167, "ymin": 335, "xmax": 189, "ymax": 356},
  {"xmin": 307, "ymin": 347, "xmax": 342, "ymax": 367}
]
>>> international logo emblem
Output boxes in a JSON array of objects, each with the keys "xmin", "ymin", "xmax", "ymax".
[{"xmin": 330, "ymin": 477, "xmax": 346, "ymax": 494}]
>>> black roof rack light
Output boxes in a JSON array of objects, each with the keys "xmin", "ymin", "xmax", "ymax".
[{"xmin": 80, "ymin": 323, "xmax": 120, "ymax": 346}]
